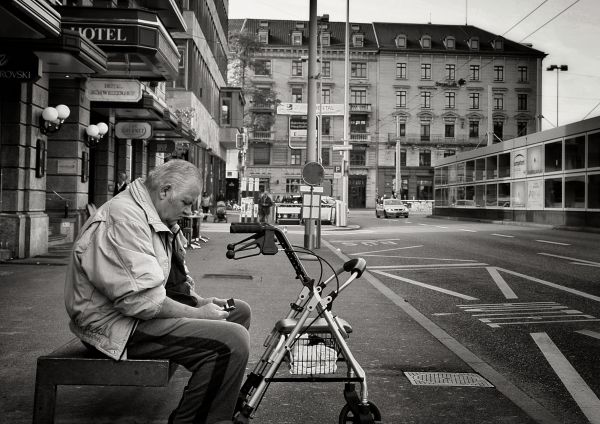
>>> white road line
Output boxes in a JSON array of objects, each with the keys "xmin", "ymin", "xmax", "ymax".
[
  {"xmin": 351, "ymin": 245, "xmax": 423, "ymax": 256},
  {"xmin": 488, "ymin": 319, "xmax": 600, "ymax": 328},
  {"xmin": 460, "ymin": 229, "xmax": 477, "ymax": 232},
  {"xmin": 575, "ymin": 329, "xmax": 600, "ymax": 340},
  {"xmin": 487, "ymin": 267, "xmax": 518, "ymax": 299},
  {"xmin": 464, "ymin": 306, "xmax": 566, "ymax": 312},
  {"xmin": 538, "ymin": 253, "xmax": 600, "ymax": 267},
  {"xmin": 372, "ymin": 270, "xmax": 478, "ymax": 300},
  {"xmin": 480, "ymin": 314, "xmax": 594, "ymax": 322},
  {"xmin": 536, "ymin": 240, "xmax": 571, "ymax": 246},
  {"xmin": 531, "ymin": 332, "xmax": 600, "ymax": 424},
  {"xmin": 369, "ymin": 263, "xmax": 488, "ymax": 269},
  {"xmin": 473, "ymin": 310, "xmax": 582, "ymax": 317},
  {"xmin": 496, "ymin": 267, "xmax": 600, "ymax": 303},
  {"xmin": 573, "ymin": 262, "xmax": 600, "ymax": 268},
  {"xmin": 491, "ymin": 233, "xmax": 515, "ymax": 238},
  {"xmin": 435, "ymin": 225, "xmax": 448, "ymax": 228},
  {"xmin": 458, "ymin": 301, "xmax": 556, "ymax": 307}
]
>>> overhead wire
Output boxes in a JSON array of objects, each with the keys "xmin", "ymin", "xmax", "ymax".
[
  {"xmin": 519, "ymin": 0, "xmax": 581, "ymax": 42},
  {"xmin": 501, "ymin": 0, "xmax": 550, "ymax": 37}
]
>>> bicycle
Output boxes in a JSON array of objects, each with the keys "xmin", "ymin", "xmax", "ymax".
[{"xmin": 226, "ymin": 222, "xmax": 382, "ymax": 424}]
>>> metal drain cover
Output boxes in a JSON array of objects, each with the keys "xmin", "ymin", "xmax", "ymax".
[{"xmin": 404, "ymin": 372, "xmax": 494, "ymax": 387}]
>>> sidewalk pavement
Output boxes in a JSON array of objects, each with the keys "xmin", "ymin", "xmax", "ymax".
[{"xmin": 0, "ymin": 218, "xmax": 551, "ymax": 423}]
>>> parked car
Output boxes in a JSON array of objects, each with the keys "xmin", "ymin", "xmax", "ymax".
[{"xmin": 376, "ymin": 198, "xmax": 409, "ymax": 218}]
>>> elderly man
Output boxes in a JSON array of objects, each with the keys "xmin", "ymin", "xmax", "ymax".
[{"xmin": 65, "ymin": 159, "xmax": 250, "ymax": 424}]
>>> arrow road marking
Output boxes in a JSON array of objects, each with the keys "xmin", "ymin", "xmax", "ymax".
[
  {"xmin": 486, "ymin": 267, "xmax": 518, "ymax": 299},
  {"xmin": 372, "ymin": 270, "xmax": 478, "ymax": 300},
  {"xmin": 531, "ymin": 332, "xmax": 600, "ymax": 424}
]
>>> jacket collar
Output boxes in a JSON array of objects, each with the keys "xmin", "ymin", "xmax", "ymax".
[{"xmin": 128, "ymin": 179, "xmax": 175, "ymax": 234}]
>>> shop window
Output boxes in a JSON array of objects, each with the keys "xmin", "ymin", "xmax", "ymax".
[
  {"xmin": 475, "ymin": 185, "xmax": 485, "ymax": 207},
  {"xmin": 475, "ymin": 158, "xmax": 485, "ymax": 181},
  {"xmin": 465, "ymin": 160, "xmax": 475, "ymax": 182},
  {"xmin": 486, "ymin": 156, "xmax": 498, "ymax": 179},
  {"xmin": 417, "ymin": 179, "xmax": 433, "ymax": 200},
  {"xmin": 544, "ymin": 140, "xmax": 562, "ymax": 172},
  {"xmin": 565, "ymin": 135, "xmax": 585, "ymax": 170},
  {"xmin": 589, "ymin": 132, "xmax": 600, "ymax": 168},
  {"xmin": 498, "ymin": 183, "xmax": 510, "ymax": 207},
  {"xmin": 565, "ymin": 176, "xmax": 585, "ymax": 208},
  {"xmin": 486, "ymin": 184, "xmax": 497, "ymax": 206},
  {"xmin": 253, "ymin": 144, "xmax": 271, "ymax": 165},
  {"xmin": 544, "ymin": 178, "xmax": 563, "ymax": 208},
  {"xmin": 589, "ymin": 174, "xmax": 600, "ymax": 208},
  {"xmin": 498, "ymin": 153, "xmax": 510, "ymax": 178}
]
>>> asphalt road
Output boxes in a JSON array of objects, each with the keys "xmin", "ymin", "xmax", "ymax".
[{"xmin": 323, "ymin": 211, "xmax": 600, "ymax": 424}]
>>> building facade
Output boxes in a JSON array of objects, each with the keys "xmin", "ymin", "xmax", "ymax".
[
  {"xmin": 0, "ymin": 0, "xmax": 239, "ymax": 259},
  {"xmin": 230, "ymin": 18, "xmax": 546, "ymax": 208}
]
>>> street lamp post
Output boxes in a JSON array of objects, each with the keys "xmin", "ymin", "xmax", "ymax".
[{"xmin": 546, "ymin": 64, "xmax": 568, "ymax": 127}]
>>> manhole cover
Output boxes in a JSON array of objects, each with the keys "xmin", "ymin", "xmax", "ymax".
[{"xmin": 404, "ymin": 372, "xmax": 494, "ymax": 387}]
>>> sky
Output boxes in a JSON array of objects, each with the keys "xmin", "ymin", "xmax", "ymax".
[{"xmin": 228, "ymin": 0, "xmax": 600, "ymax": 131}]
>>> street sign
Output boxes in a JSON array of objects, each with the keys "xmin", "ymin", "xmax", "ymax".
[
  {"xmin": 300, "ymin": 185, "xmax": 324, "ymax": 193},
  {"xmin": 332, "ymin": 145, "xmax": 353, "ymax": 151},
  {"xmin": 302, "ymin": 161, "xmax": 325, "ymax": 186}
]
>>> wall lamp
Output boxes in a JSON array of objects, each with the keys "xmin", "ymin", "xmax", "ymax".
[
  {"xmin": 40, "ymin": 105, "xmax": 70, "ymax": 135},
  {"xmin": 85, "ymin": 122, "xmax": 108, "ymax": 148}
]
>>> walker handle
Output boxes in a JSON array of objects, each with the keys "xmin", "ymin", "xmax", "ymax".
[
  {"xmin": 343, "ymin": 258, "xmax": 367, "ymax": 278},
  {"xmin": 230, "ymin": 223, "xmax": 264, "ymax": 233}
]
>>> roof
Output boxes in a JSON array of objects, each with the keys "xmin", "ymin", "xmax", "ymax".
[
  {"xmin": 233, "ymin": 18, "xmax": 378, "ymax": 49},
  {"xmin": 228, "ymin": 19, "xmax": 546, "ymax": 57},
  {"xmin": 373, "ymin": 22, "xmax": 546, "ymax": 57}
]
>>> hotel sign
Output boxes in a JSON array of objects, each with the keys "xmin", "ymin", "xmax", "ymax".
[
  {"xmin": 66, "ymin": 25, "xmax": 138, "ymax": 46},
  {"xmin": 115, "ymin": 122, "xmax": 152, "ymax": 139},
  {"xmin": 278, "ymin": 103, "xmax": 345, "ymax": 116},
  {"xmin": 0, "ymin": 52, "xmax": 41, "ymax": 82},
  {"xmin": 86, "ymin": 78, "xmax": 142, "ymax": 102}
]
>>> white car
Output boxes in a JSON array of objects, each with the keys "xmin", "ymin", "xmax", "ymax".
[{"xmin": 376, "ymin": 198, "xmax": 409, "ymax": 218}]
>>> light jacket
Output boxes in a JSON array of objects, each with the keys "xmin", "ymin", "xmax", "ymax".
[{"xmin": 64, "ymin": 179, "xmax": 189, "ymax": 360}]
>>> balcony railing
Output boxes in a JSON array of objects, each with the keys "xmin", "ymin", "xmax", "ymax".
[
  {"xmin": 248, "ymin": 130, "xmax": 275, "ymax": 140},
  {"xmin": 387, "ymin": 133, "xmax": 480, "ymax": 147},
  {"xmin": 248, "ymin": 102, "xmax": 275, "ymax": 111},
  {"xmin": 350, "ymin": 133, "xmax": 371, "ymax": 142},
  {"xmin": 349, "ymin": 103, "xmax": 372, "ymax": 113}
]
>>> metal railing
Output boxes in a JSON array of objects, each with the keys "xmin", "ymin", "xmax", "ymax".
[
  {"xmin": 349, "ymin": 103, "xmax": 372, "ymax": 113},
  {"xmin": 387, "ymin": 133, "xmax": 481, "ymax": 147},
  {"xmin": 248, "ymin": 130, "xmax": 275, "ymax": 140},
  {"xmin": 350, "ymin": 133, "xmax": 371, "ymax": 142}
]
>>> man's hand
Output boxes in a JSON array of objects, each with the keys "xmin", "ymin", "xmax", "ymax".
[
  {"xmin": 156, "ymin": 297, "xmax": 228, "ymax": 320},
  {"xmin": 196, "ymin": 302, "xmax": 229, "ymax": 320},
  {"xmin": 195, "ymin": 296, "xmax": 227, "ymax": 308}
]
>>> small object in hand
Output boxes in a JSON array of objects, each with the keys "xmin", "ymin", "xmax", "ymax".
[{"xmin": 223, "ymin": 298, "xmax": 236, "ymax": 312}]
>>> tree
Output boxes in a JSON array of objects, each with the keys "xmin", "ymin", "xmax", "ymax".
[{"xmin": 228, "ymin": 30, "xmax": 280, "ymax": 131}]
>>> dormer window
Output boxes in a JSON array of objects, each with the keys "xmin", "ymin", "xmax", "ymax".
[
  {"xmin": 351, "ymin": 24, "xmax": 360, "ymax": 31},
  {"xmin": 420, "ymin": 34, "xmax": 431, "ymax": 49},
  {"xmin": 320, "ymin": 32, "xmax": 330, "ymax": 46},
  {"xmin": 395, "ymin": 34, "xmax": 407, "ymax": 48},
  {"xmin": 352, "ymin": 33, "xmax": 364, "ymax": 47},
  {"xmin": 468, "ymin": 37, "xmax": 479, "ymax": 50},
  {"xmin": 291, "ymin": 30, "xmax": 303, "ymax": 46},
  {"xmin": 443, "ymin": 36, "xmax": 455, "ymax": 49},
  {"xmin": 491, "ymin": 38, "xmax": 504, "ymax": 50},
  {"xmin": 258, "ymin": 29, "xmax": 269, "ymax": 44},
  {"xmin": 259, "ymin": 21, "xmax": 269, "ymax": 28},
  {"xmin": 295, "ymin": 22, "xmax": 305, "ymax": 29}
]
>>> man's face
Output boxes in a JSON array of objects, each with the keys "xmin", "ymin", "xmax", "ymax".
[{"xmin": 156, "ymin": 183, "xmax": 199, "ymax": 226}]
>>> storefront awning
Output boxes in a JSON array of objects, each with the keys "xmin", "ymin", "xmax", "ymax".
[{"xmin": 60, "ymin": 6, "xmax": 180, "ymax": 80}]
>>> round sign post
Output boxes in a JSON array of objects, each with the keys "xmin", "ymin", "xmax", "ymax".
[{"xmin": 301, "ymin": 161, "xmax": 324, "ymax": 250}]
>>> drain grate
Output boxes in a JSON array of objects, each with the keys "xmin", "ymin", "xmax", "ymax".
[
  {"xmin": 404, "ymin": 372, "xmax": 494, "ymax": 387},
  {"xmin": 202, "ymin": 273, "xmax": 253, "ymax": 280}
]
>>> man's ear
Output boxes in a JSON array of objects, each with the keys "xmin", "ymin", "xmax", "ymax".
[{"xmin": 159, "ymin": 184, "xmax": 172, "ymax": 199}]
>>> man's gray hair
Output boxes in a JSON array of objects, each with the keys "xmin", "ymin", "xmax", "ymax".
[{"xmin": 145, "ymin": 159, "xmax": 201, "ymax": 195}]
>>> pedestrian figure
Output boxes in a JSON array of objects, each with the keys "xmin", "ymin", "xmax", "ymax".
[
  {"xmin": 200, "ymin": 191, "xmax": 212, "ymax": 222},
  {"xmin": 258, "ymin": 189, "xmax": 273, "ymax": 223},
  {"xmin": 113, "ymin": 171, "xmax": 129, "ymax": 197}
]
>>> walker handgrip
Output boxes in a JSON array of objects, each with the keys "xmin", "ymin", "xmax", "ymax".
[
  {"xmin": 343, "ymin": 258, "xmax": 367, "ymax": 278},
  {"xmin": 230, "ymin": 223, "xmax": 263, "ymax": 233}
]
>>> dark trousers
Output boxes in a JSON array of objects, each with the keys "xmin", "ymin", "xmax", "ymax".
[{"xmin": 127, "ymin": 300, "xmax": 251, "ymax": 424}]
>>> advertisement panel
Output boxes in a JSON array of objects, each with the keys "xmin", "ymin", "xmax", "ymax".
[
  {"xmin": 278, "ymin": 103, "xmax": 344, "ymax": 115},
  {"xmin": 512, "ymin": 149, "xmax": 527, "ymax": 179},
  {"xmin": 527, "ymin": 179, "xmax": 544, "ymax": 209},
  {"xmin": 527, "ymin": 145, "xmax": 543, "ymax": 176}
]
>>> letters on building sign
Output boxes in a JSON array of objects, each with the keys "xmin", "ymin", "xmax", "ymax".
[
  {"xmin": 0, "ymin": 52, "xmax": 41, "ymax": 82},
  {"xmin": 68, "ymin": 26, "xmax": 135, "ymax": 44}
]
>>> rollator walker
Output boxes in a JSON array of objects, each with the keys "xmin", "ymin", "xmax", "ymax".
[{"xmin": 226, "ymin": 222, "xmax": 382, "ymax": 424}]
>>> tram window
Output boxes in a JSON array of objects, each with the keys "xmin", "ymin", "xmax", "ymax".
[
  {"xmin": 475, "ymin": 185, "xmax": 485, "ymax": 207},
  {"xmin": 475, "ymin": 158, "xmax": 485, "ymax": 181},
  {"xmin": 486, "ymin": 156, "xmax": 498, "ymax": 179},
  {"xmin": 498, "ymin": 153, "xmax": 510, "ymax": 178},
  {"xmin": 565, "ymin": 136, "xmax": 585, "ymax": 170},
  {"xmin": 545, "ymin": 141, "xmax": 562, "ymax": 172},
  {"xmin": 498, "ymin": 183, "xmax": 510, "ymax": 207},
  {"xmin": 486, "ymin": 184, "xmax": 497, "ymax": 206},
  {"xmin": 565, "ymin": 176, "xmax": 585, "ymax": 208},
  {"xmin": 544, "ymin": 178, "xmax": 563, "ymax": 208},
  {"xmin": 589, "ymin": 174, "xmax": 600, "ymax": 208},
  {"xmin": 589, "ymin": 132, "xmax": 600, "ymax": 168},
  {"xmin": 465, "ymin": 160, "xmax": 475, "ymax": 182}
]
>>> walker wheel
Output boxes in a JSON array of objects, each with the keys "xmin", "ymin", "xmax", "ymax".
[{"xmin": 339, "ymin": 401, "xmax": 381, "ymax": 424}]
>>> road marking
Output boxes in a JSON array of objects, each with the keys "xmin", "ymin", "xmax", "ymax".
[
  {"xmin": 372, "ymin": 270, "xmax": 478, "ymax": 300},
  {"xmin": 531, "ymin": 332, "xmax": 600, "ymax": 424},
  {"xmin": 487, "ymin": 318, "xmax": 600, "ymax": 328},
  {"xmin": 458, "ymin": 301, "xmax": 556, "ymax": 307},
  {"xmin": 575, "ymin": 329, "xmax": 600, "ymax": 340},
  {"xmin": 351, "ymin": 245, "xmax": 423, "ymax": 256},
  {"xmin": 538, "ymin": 253, "xmax": 600, "ymax": 267},
  {"xmin": 473, "ymin": 310, "xmax": 582, "ymax": 317},
  {"xmin": 460, "ymin": 229, "xmax": 477, "ymax": 232},
  {"xmin": 369, "ymin": 263, "xmax": 488, "ymax": 269},
  {"xmin": 321, "ymin": 238, "xmax": 562, "ymax": 424},
  {"xmin": 536, "ymin": 240, "xmax": 571, "ymax": 246},
  {"xmin": 491, "ymin": 233, "xmax": 515, "ymax": 238},
  {"xmin": 480, "ymin": 314, "xmax": 594, "ymax": 323},
  {"xmin": 435, "ymin": 225, "xmax": 448, "ymax": 228},
  {"xmin": 496, "ymin": 267, "xmax": 600, "ymax": 303},
  {"xmin": 486, "ymin": 267, "xmax": 518, "ymax": 299}
]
